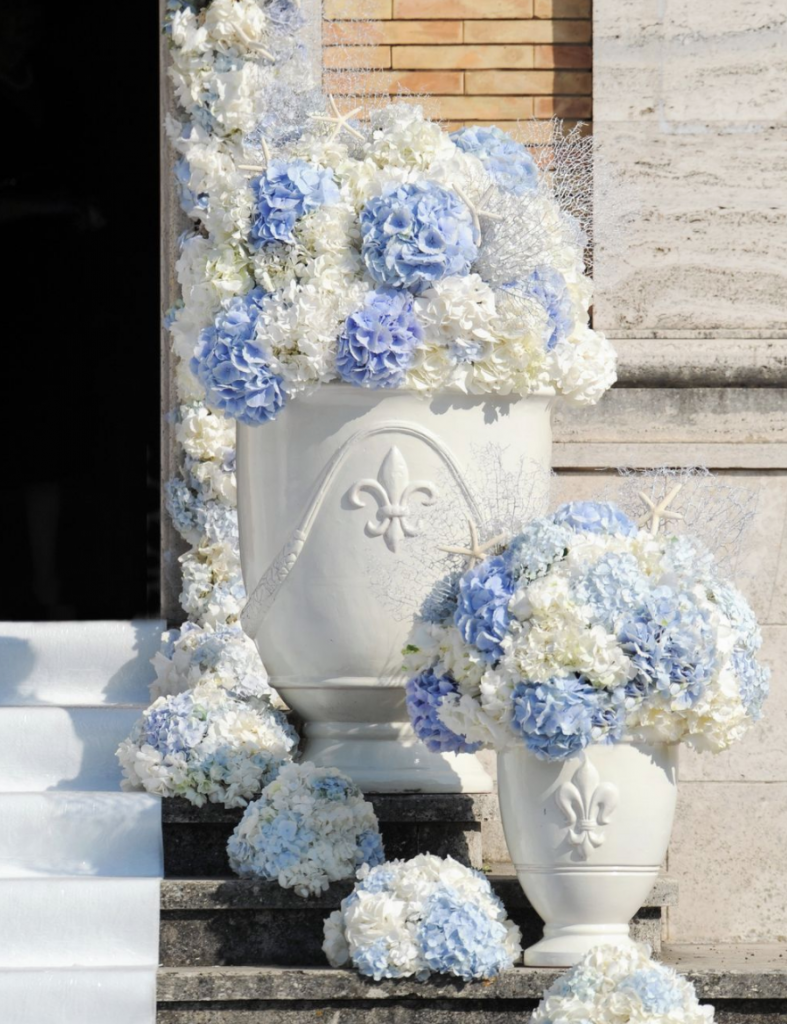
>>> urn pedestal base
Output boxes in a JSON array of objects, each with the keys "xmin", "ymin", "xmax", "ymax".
[{"xmin": 523, "ymin": 922, "xmax": 637, "ymax": 967}]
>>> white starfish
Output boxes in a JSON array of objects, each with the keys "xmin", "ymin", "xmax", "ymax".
[
  {"xmin": 637, "ymin": 484, "xmax": 684, "ymax": 536},
  {"xmin": 439, "ymin": 518, "xmax": 508, "ymax": 569},
  {"xmin": 453, "ymin": 183, "xmax": 503, "ymax": 240},
  {"xmin": 308, "ymin": 94, "xmax": 365, "ymax": 143}
]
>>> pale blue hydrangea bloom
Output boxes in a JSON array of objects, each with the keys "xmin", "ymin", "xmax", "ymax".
[
  {"xmin": 355, "ymin": 830, "xmax": 386, "ymax": 869},
  {"xmin": 192, "ymin": 289, "xmax": 287, "ymax": 425},
  {"xmin": 360, "ymin": 181, "xmax": 478, "ymax": 293},
  {"xmin": 353, "ymin": 938, "xmax": 406, "ymax": 980},
  {"xmin": 406, "ymin": 669, "xmax": 481, "ymax": 754},
  {"xmin": 355, "ymin": 864, "xmax": 399, "ymax": 895},
  {"xmin": 311, "ymin": 775, "xmax": 353, "ymax": 801},
  {"xmin": 574, "ymin": 551, "xmax": 650, "ymax": 629},
  {"xmin": 619, "ymin": 966, "xmax": 685, "ymax": 1014},
  {"xmin": 250, "ymin": 160, "xmax": 339, "ymax": 247},
  {"xmin": 454, "ymin": 556, "xmax": 515, "ymax": 664},
  {"xmin": 511, "ymin": 266, "xmax": 574, "ymax": 350},
  {"xmin": 174, "ymin": 157, "xmax": 208, "ymax": 216},
  {"xmin": 144, "ymin": 691, "xmax": 208, "ymax": 755},
  {"xmin": 505, "ymin": 518, "xmax": 571, "ymax": 582},
  {"xmin": 229, "ymin": 810, "xmax": 315, "ymax": 877},
  {"xmin": 336, "ymin": 288, "xmax": 423, "ymax": 388},
  {"xmin": 510, "ymin": 675, "xmax": 626, "ymax": 761},
  {"xmin": 451, "ymin": 125, "xmax": 538, "ymax": 195},
  {"xmin": 551, "ymin": 963, "xmax": 605, "ymax": 1002},
  {"xmin": 619, "ymin": 588, "xmax": 717, "ymax": 709},
  {"xmin": 552, "ymin": 501, "xmax": 638, "ymax": 538},
  {"xmin": 732, "ymin": 649, "xmax": 770, "ymax": 720},
  {"xmin": 418, "ymin": 886, "xmax": 512, "ymax": 981},
  {"xmin": 713, "ymin": 581, "xmax": 762, "ymax": 653},
  {"xmin": 165, "ymin": 477, "xmax": 200, "ymax": 541}
]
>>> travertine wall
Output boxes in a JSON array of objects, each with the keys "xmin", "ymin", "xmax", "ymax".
[{"xmin": 323, "ymin": 0, "xmax": 592, "ymax": 133}]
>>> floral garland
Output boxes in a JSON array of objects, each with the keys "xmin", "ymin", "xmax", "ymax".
[
  {"xmin": 531, "ymin": 944, "xmax": 714, "ymax": 1022},
  {"xmin": 322, "ymin": 853, "xmax": 522, "ymax": 981},
  {"xmin": 405, "ymin": 499, "xmax": 769, "ymax": 761},
  {"xmin": 228, "ymin": 762, "xmax": 385, "ymax": 896}
]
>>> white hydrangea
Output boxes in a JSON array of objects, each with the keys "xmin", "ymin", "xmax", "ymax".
[
  {"xmin": 203, "ymin": 0, "xmax": 268, "ymax": 56},
  {"xmin": 176, "ymin": 404, "xmax": 235, "ymax": 461},
  {"xmin": 150, "ymin": 623, "xmax": 272, "ymax": 702},
  {"xmin": 547, "ymin": 324, "xmax": 618, "ymax": 406},
  {"xmin": 367, "ymin": 102, "xmax": 456, "ymax": 171}
]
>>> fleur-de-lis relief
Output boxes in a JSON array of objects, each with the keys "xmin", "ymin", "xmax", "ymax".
[
  {"xmin": 348, "ymin": 446, "xmax": 439, "ymax": 553},
  {"xmin": 555, "ymin": 754, "xmax": 619, "ymax": 861}
]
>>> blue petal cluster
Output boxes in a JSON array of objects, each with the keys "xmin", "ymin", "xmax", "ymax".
[
  {"xmin": 418, "ymin": 886, "xmax": 512, "ymax": 981},
  {"xmin": 360, "ymin": 181, "xmax": 478, "ymax": 293},
  {"xmin": 574, "ymin": 552, "xmax": 650, "ymax": 629},
  {"xmin": 353, "ymin": 938, "xmax": 406, "ymax": 980},
  {"xmin": 192, "ymin": 289, "xmax": 287, "ymax": 426},
  {"xmin": 552, "ymin": 501, "xmax": 638, "ymax": 538},
  {"xmin": 517, "ymin": 266, "xmax": 574, "ymax": 350},
  {"xmin": 505, "ymin": 519, "xmax": 571, "ymax": 582},
  {"xmin": 454, "ymin": 556, "xmax": 515, "ymax": 664},
  {"xmin": 144, "ymin": 691, "xmax": 208, "ymax": 756},
  {"xmin": 355, "ymin": 829, "xmax": 386, "ymax": 869},
  {"xmin": 311, "ymin": 775, "xmax": 353, "ymax": 801},
  {"xmin": 510, "ymin": 675, "xmax": 626, "ymax": 760},
  {"xmin": 228, "ymin": 810, "xmax": 315, "ymax": 877},
  {"xmin": 451, "ymin": 125, "xmax": 538, "ymax": 195},
  {"xmin": 165, "ymin": 477, "xmax": 200, "ymax": 541},
  {"xmin": 174, "ymin": 157, "xmax": 208, "ymax": 216},
  {"xmin": 732, "ymin": 649, "xmax": 770, "ymax": 720},
  {"xmin": 336, "ymin": 288, "xmax": 423, "ymax": 389},
  {"xmin": 250, "ymin": 160, "xmax": 339, "ymax": 247},
  {"xmin": 619, "ymin": 967, "xmax": 685, "ymax": 1014},
  {"xmin": 406, "ymin": 669, "xmax": 481, "ymax": 754},
  {"xmin": 619, "ymin": 588, "xmax": 717, "ymax": 709}
]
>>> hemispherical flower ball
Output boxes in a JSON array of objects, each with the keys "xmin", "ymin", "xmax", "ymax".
[
  {"xmin": 552, "ymin": 500, "xmax": 638, "ymax": 538},
  {"xmin": 454, "ymin": 555, "xmax": 515, "ymax": 664},
  {"xmin": 451, "ymin": 125, "xmax": 538, "ymax": 195},
  {"xmin": 506, "ymin": 267, "xmax": 574, "ymax": 351},
  {"xmin": 336, "ymin": 288, "xmax": 423, "ymax": 389},
  {"xmin": 510, "ymin": 674, "xmax": 626, "ymax": 761},
  {"xmin": 360, "ymin": 181, "xmax": 478, "ymax": 294},
  {"xmin": 250, "ymin": 160, "xmax": 340, "ymax": 248},
  {"xmin": 406, "ymin": 669, "xmax": 482, "ymax": 754}
]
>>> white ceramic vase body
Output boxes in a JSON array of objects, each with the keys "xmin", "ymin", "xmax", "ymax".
[
  {"xmin": 498, "ymin": 741, "xmax": 678, "ymax": 966},
  {"xmin": 238, "ymin": 385, "xmax": 554, "ymax": 793}
]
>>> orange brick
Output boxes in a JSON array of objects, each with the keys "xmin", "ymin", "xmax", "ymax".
[
  {"xmin": 534, "ymin": 44, "xmax": 592, "ymax": 67},
  {"xmin": 394, "ymin": 0, "xmax": 533, "ymax": 17},
  {"xmin": 534, "ymin": 0, "xmax": 590, "ymax": 17},
  {"xmin": 324, "ymin": 46, "xmax": 392, "ymax": 69},
  {"xmin": 324, "ymin": 0, "xmax": 392, "ymax": 19},
  {"xmin": 323, "ymin": 20, "xmax": 462, "ymax": 44},
  {"xmin": 324, "ymin": 70, "xmax": 465, "ymax": 95},
  {"xmin": 466, "ymin": 70, "xmax": 591, "ymax": 94},
  {"xmin": 392, "ymin": 45, "xmax": 534, "ymax": 69},
  {"xmin": 417, "ymin": 95, "xmax": 535, "ymax": 120},
  {"xmin": 464, "ymin": 19, "xmax": 591, "ymax": 43},
  {"xmin": 534, "ymin": 95, "xmax": 592, "ymax": 117}
]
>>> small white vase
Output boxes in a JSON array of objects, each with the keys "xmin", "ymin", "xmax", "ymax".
[
  {"xmin": 237, "ymin": 384, "xmax": 554, "ymax": 793},
  {"xmin": 497, "ymin": 741, "xmax": 678, "ymax": 966}
]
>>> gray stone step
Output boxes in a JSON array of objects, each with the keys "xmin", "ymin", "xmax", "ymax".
[
  {"xmin": 157, "ymin": 946, "xmax": 787, "ymax": 1022},
  {"xmin": 162, "ymin": 794, "xmax": 496, "ymax": 877},
  {"xmin": 159, "ymin": 875, "xmax": 676, "ymax": 967}
]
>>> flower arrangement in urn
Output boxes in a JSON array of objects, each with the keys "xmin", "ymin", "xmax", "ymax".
[{"xmin": 405, "ymin": 493, "xmax": 769, "ymax": 761}]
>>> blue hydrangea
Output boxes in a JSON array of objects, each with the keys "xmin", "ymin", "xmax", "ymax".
[
  {"xmin": 165, "ymin": 477, "xmax": 200, "ymax": 540},
  {"xmin": 144, "ymin": 691, "xmax": 208, "ymax": 756},
  {"xmin": 360, "ymin": 181, "xmax": 478, "ymax": 293},
  {"xmin": 418, "ymin": 885, "xmax": 512, "ymax": 981},
  {"xmin": 713, "ymin": 582, "xmax": 762, "ymax": 653},
  {"xmin": 191, "ymin": 289, "xmax": 287, "ymax": 426},
  {"xmin": 451, "ymin": 125, "xmax": 538, "ymax": 195},
  {"xmin": 406, "ymin": 669, "xmax": 481, "ymax": 754},
  {"xmin": 356, "ymin": 864, "xmax": 399, "ymax": 895},
  {"xmin": 732, "ymin": 649, "xmax": 770, "ymax": 720},
  {"xmin": 355, "ymin": 829, "xmax": 386, "ymax": 869},
  {"xmin": 619, "ymin": 967, "xmax": 685, "ymax": 1014},
  {"xmin": 505, "ymin": 519, "xmax": 571, "ymax": 582},
  {"xmin": 619, "ymin": 588, "xmax": 717, "ymax": 709},
  {"xmin": 552, "ymin": 963, "xmax": 605, "ymax": 1002},
  {"xmin": 229, "ymin": 809, "xmax": 316, "ymax": 878},
  {"xmin": 510, "ymin": 675, "xmax": 626, "ymax": 761},
  {"xmin": 353, "ymin": 938, "xmax": 407, "ymax": 980},
  {"xmin": 574, "ymin": 552, "xmax": 650, "ymax": 629},
  {"xmin": 454, "ymin": 556, "xmax": 515, "ymax": 664},
  {"xmin": 336, "ymin": 288, "xmax": 423, "ymax": 388},
  {"xmin": 201, "ymin": 502, "xmax": 239, "ymax": 545},
  {"xmin": 311, "ymin": 775, "xmax": 353, "ymax": 801},
  {"xmin": 508, "ymin": 266, "xmax": 574, "ymax": 350},
  {"xmin": 174, "ymin": 157, "xmax": 208, "ymax": 216},
  {"xmin": 552, "ymin": 501, "xmax": 638, "ymax": 538},
  {"xmin": 250, "ymin": 160, "xmax": 340, "ymax": 248}
]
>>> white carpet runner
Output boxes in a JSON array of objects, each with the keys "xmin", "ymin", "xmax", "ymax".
[{"xmin": 0, "ymin": 621, "xmax": 164, "ymax": 1024}]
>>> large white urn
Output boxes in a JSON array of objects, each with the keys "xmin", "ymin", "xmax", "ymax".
[
  {"xmin": 238, "ymin": 384, "xmax": 554, "ymax": 793},
  {"xmin": 498, "ymin": 742, "xmax": 678, "ymax": 966}
]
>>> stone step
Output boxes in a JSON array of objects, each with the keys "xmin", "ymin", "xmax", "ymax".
[
  {"xmin": 163, "ymin": 794, "xmax": 496, "ymax": 876},
  {"xmin": 159, "ymin": 875, "xmax": 676, "ymax": 967},
  {"xmin": 156, "ymin": 947, "xmax": 787, "ymax": 1022}
]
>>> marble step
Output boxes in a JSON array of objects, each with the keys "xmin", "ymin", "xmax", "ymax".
[
  {"xmin": 156, "ymin": 947, "xmax": 787, "ymax": 1022},
  {"xmin": 0, "ymin": 792, "xmax": 162, "ymax": 878},
  {"xmin": 163, "ymin": 794, "xmax": 496, "ymax": 876},
  {"xmin": 160, "ymin": 875, "xmax": 676, "ymax": 967},
  {"xmin": 0, "ymin": 967, "xmax": 158, "ymax": 1024},
  {"xmin": 0, "ymin": 620, "xmax": 163, "ymax": 706}
]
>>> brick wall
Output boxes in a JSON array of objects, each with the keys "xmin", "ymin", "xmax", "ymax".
[{"xmin": 323, "ymin": 0, "xmax": 592, "ymax": 136}]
